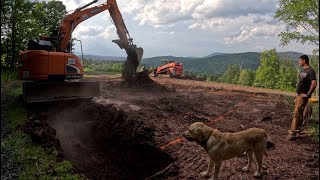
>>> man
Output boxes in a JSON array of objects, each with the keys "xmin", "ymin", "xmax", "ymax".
[
  {"xmin": 288, "ymin": 55, "xmax": 317, "ymax": 140},
  {"xmin": 148, "ymin": 66, "xmax": 154, "ymax": 74}
]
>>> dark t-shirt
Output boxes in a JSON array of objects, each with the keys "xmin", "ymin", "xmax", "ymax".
[{"xmin": 296, "ymin": 67, "xmax": 317, "ymax": 94}]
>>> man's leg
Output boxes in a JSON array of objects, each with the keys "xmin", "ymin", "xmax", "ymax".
[{"xmin": 289, "ymin": 96, "xmax": 308, "ymax": 139}]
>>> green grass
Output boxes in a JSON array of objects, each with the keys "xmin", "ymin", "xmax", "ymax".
[
  {"xmin": 1, "ymin": 70, "xmax": 18, "ymax": 86},
  {"xmin": 2, "ymin": 83, "xmax": 85, "ymax": 179},
  {"xmin": 308, "ymin": 102, "xmax": 319, "ymax": 141}
]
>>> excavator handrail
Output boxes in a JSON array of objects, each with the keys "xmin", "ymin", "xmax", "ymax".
[{"xmin": 75, "ymin": 0, "xmax": 98, "ymax": 11}]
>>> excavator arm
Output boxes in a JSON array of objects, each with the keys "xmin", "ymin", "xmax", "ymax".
[
  {"xmin": 57, "ymin": 0, "xmax": 112, "ymax": 52},
  {"xmin": 107, "ymin": 0, "xmax": 143, "ymax": 80},
  {"xmin": 57, "ymin": 0, "xmax": 143, "ymax": 81}
]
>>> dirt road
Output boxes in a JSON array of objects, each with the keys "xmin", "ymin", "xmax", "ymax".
[{"xmin": 27, "ymin": 75, "xmax": 319, "ymax": 179}]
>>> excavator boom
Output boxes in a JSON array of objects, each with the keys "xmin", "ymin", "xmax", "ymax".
[{"xmin": 107, "ymin": 0, "xmax": 143, "ymax": 81}]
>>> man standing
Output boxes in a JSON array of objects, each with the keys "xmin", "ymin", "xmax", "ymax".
[{"xmin": 288, "ymin": 55, "xmax": 317, "ymax": 140}]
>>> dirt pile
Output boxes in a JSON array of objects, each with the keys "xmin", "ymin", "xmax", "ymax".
[
  {"xmin": 122, "ymin": 70, "xmax": 154, "ymax": 87},
  {"xmin": 21, "ymin": 116, "xmax": 60, "ymax": 151},
  {"xmin": 134, "ymin": 70, "xmax": 153, "ymax": 83},
  {"xmin": 35, "ymin": 99, "xmax": 174, "ymax": 179}
]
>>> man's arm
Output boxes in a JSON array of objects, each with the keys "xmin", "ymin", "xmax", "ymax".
[{"xmin": 307, "ymin": 80, "xmax": 317, "ymax": 97}]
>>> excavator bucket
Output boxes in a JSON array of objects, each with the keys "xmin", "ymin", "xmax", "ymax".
[
  {"xmin": 122, "ymin": 46, "xmax": 144, "ymax": 82},
  {"xmin": 23, "ymin": 81, "xmax": 100, "ymax": 103},
  {"xmin": 135, "ymin": 47, "xmax": 143, "ymax": 65}
]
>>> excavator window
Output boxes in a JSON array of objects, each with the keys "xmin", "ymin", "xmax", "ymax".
[{"xmin": 27, "ymin": 40, "xmax": 53, "ymax": 51}]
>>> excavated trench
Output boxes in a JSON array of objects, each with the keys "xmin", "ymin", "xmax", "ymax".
[{"xmin": 25, "ymin": 99, "xmax": 173, "ymax": 179}]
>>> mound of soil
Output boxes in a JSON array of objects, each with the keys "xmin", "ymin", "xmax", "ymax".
[
  {"xmin": 30, "ymin": 99, "xmax": 173, "ymax": 179},
  {"xmin": 21, "ymin": 117, "xmax": 60, "ymax": 151},
  {"xmin": 122, "ymin": 70, "xmax": 154, "ymax": 87},
  {"xmin": 135, "ymin": 70, "xmax": 153, "ymax": 83}
]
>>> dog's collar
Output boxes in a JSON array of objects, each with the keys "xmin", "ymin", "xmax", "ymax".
[{"xmin": 199, "ymin": 130, "xmax": 216, "ymax": 150}]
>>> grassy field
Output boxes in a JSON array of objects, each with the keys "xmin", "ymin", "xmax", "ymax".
[{"xmin": 1, "ymin": 70, "xmax": 18, "ymax": 87}]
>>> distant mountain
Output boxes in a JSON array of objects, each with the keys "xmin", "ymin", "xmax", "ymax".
[
  {"xmin": 183, "ymin": 52, "xmax": 261, "ymax": 75},
  {"xmin": 278, "ymin": 51, "xmax": 305, "ymax": 60},
  {"xmin": 76, "ymin": 53, "xmax": 127, "ymax": 61},
  {"xmin": 140, "ymin": 52, "xmax": 260, "ymax": 75},
  {"xmin": 79, "ymin": 51, "xmax": 307, "ymax": 75},
  {"xmin": 204, "ymin": 52, "xmax": 229, "ymax": 57},
  {"xmin": 141, "ymin": 51, "xmax": 307, "ymax": 75},
  {"xmin": 141, "ymin": 56, "xmax": 195, "ymax": 67}
]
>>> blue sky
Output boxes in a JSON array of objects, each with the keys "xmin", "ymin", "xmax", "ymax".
[{"xmin": 59, "ymin": 0, "xmax": 315, "ymax": 58}]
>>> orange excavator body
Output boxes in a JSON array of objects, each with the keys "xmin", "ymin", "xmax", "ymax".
[{"xmin": 18, "ymin": 51, "xmax": 83, "ymax": 81}]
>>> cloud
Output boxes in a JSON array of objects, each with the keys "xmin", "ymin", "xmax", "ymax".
[
  {"xmin": 62, "ymin": 0, "xmax": 89, "ymax": 11},
  {"xmin": 153, "ymin": 31, "xmax": 175, "ymax": 36},
  {"xmin": 192, "ymin": 0, "xmax": 278, "ymax": 19},
  {"xmin": 54, "ymin": 0, "xmax": 314, "ymax": 57},
  {"xmin": 188, "ymin": 18, "xmax": 227, "ymax": 30},
  {"xmin": 224, "ymin": 24, "xmax": 285, "ymax": 44},
  {"xmin": 122, "ymin": 0, "xmax": 148, "ymax": 14},
  {"xmin": 73, "ymin": 25, "xmax": 116, "ymax": 40},
  {"xmin": 252, "ymin": 15, "xmax": 279, "ymax": 24},
  {"xmin": 120, "ymin": 0, "xmax": 205, "ymax": 27},
  {"xmin": 120, "ymin": 0, "xmax": 279, "ymax": 29},
  {"xmin": 134, "ymin": 1, "xmax": 188, "ymax": 26}
]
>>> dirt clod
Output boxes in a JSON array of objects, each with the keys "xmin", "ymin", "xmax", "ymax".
[
  {"xmin": 261, "ymin": 116, "xmax": 272, "ymax": 122},
  {"xmin": 21, "ymin": 118, "xmax": 60, "ymax": 151}
]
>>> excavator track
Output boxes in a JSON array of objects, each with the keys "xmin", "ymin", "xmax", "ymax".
[{"xmin": 23, "ymin": 81, "xmax": 100, "ymax": 103}]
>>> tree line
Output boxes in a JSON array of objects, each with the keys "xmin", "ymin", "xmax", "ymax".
[
  {"xmin": 83, "ymin": 58, "xmax": 123, "ymax": 74},
  {"xmin": 185, "ymin": 49, "xmax": 319, "ymax": 92}
]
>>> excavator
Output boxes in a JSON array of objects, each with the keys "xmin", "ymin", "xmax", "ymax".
[{"xmin": 18, "ymin": 0, "xmax": 143, "ymax": 103}]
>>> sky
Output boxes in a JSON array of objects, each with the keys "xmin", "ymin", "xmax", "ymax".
[{"xmin": 58, "ymin": 0, "xmax": 315, "ymax": 58}]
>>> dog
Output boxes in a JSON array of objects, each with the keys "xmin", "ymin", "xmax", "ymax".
[
  {"xmin": 182, "ymin": 122, "xmax": 268, "ymax": 180},
  {"xmin": 302, "ymin": 105, "xmax": 312, "ymax": 126}
]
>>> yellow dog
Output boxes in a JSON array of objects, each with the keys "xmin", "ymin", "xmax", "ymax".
[{"xmin": 183, "ymin": 122, "xmax": 268, "ymax": 180}]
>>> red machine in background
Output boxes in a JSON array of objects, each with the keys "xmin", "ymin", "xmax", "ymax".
[{"xmin": 154, "ymin": 60, "xmax": 183, "ymax": 78}]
